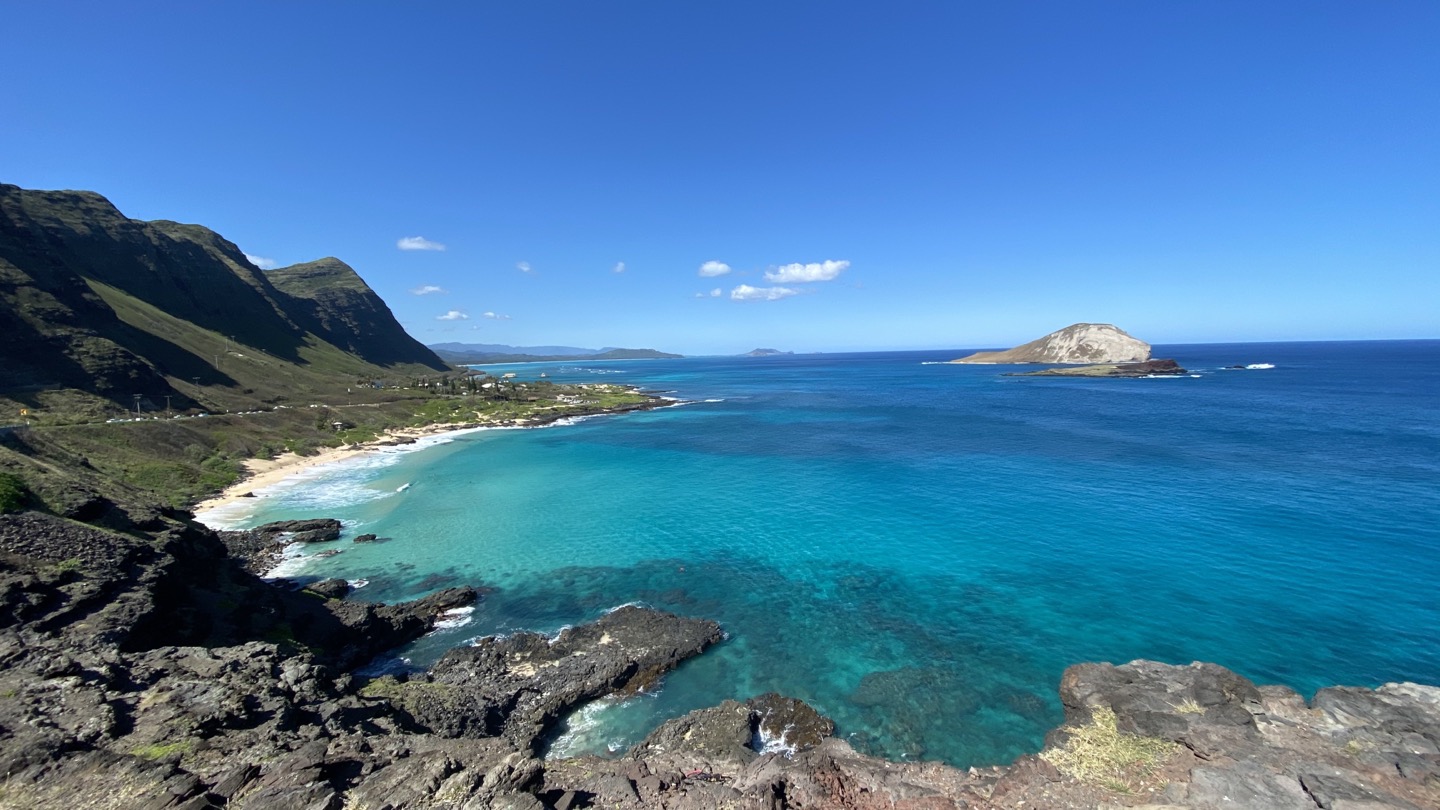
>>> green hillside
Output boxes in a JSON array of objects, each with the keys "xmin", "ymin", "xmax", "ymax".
[{"xmin": 0, "ymin": 183, "xmax": 448, "ymax": 422}]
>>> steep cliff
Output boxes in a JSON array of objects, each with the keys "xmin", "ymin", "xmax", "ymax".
[
  {"xmin": 0, "ymin": 183, "xmax": 446, "ymax": 410},
  {"xmin": 268, "ymin": 257, "xmax": 445, "ymax": 369}
]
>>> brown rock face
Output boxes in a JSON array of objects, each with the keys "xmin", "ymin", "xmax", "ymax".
[{"xmin": 952, "ymin": 323, "xmax": 1152, "ymax": 364}]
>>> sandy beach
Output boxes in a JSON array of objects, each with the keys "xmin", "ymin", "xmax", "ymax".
[{"xmin": 190, "ymin": 422, "xmax": 485, "ymax": 523}]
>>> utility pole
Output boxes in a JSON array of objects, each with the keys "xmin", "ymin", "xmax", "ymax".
[{"xmin": 164, "ymin": 395, "xmax": 172, "ymax": 417}]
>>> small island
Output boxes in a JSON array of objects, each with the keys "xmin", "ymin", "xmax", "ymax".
[
  {"xmin": 742, "ymin": 348, "xmax": 793, "ymax": 357},
  {"xmin": 951, "ymin": 323, "xmax": 1152, "ymax": 364}
]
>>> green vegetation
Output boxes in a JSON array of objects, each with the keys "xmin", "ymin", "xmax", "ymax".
[
  {"xmin": 0, "ymin": 472, "xmax": 30, "ymax": 513},
  {"xmin": 1040, "ymin": 706, "xmax": 1179, "ymax": 791},
  {"xmin": 3, "ymin": 378, "xmax": 656, "ymax": 510},
  {"xmin": 1, "ymin": 183, "xmax": 663, "ymax": 515},
  {"xmin": 53, "ymin": 558, "xmax": 83, "ymax": 574},
  {"xmin": 358, "ymin": 676, "xmax": 460, "ymax": 715}
]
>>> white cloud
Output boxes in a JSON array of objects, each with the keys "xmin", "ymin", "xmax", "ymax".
[
  {"xmin": 482, "ymin": 311, "xmax": 512, "ymax": 320},
  {"xmin": 764, "ymin": 259, "xmax": 849, "ymax": 283},
  {"xmin": 398, "ymin": 236, "xmax": 446, "ymax": 251},
  {"xmin": 245, "ymin": 254, "xmax": 277, "ymax": 270},
  {"xmin": 613, "ymin": 261, "xmax": 626, "ymax": 274},
  {"xmin": 699, "ymin": 260, "xmax": 732, "ymax": 277},
  {"xmin": 730, "ymin": 284, "xmax": 798, "ymax": 301},
  {"xmin": 517, "ymin": 261, "xmax": 532, "ymax": 273},
  {"xmin": 710, "ymin": 288, "xmax": 722, "ymax": 297},
  {"xmin": 410, "ymin": 285, "xmax": 446, "ymax": 295},
  {"xmin": 436, "ymin": 310, "xmax": 469, "ymax": 320}
]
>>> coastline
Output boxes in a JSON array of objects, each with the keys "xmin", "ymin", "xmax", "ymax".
[
  {"xmin": 189, "ymin": 422, "xmax": 484, "ymax": 525},
  {"xmin": 190, "ymin": 396, "xmax": 672, "ymax": 527}
]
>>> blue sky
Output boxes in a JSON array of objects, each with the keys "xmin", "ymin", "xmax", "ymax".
[{"xmin": 4, "ymin": 2, "xmax": 1437, "ymax": 354}]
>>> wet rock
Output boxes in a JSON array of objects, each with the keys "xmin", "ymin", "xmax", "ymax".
[
  {"xmin": 320, "ymin": 586, "xmax": 477, "ymax": 670},
  {"xmin": 305, "ymin": 579, "xmax": 350, "ymax": 600},
  {"xmin": 630, "ymin": 700, "xmax": 758, "ymax": 766},
  {"xmin": 380, "ymin": 606, "xmax": 723, "ymax": 752},
  {"xmin": 352, "ymin": 533, "xmax": 377, "ymax": 543},
  {"xmin": 629, "ymin": 693, "xmax": 834, "ymax": 770},
  {"xmin": 10, "ymin": 498, "xmax": 1440, "ymax": 810},
  {"xmin": 254, "ymin": 519, "xmax": 343, "ymax": 544},
  {"xmin": 750, "ymin": 693, "xmax": 834, "ymax": 752}
]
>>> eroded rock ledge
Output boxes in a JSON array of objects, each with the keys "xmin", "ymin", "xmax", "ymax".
[{"xmin": 2, "ymin": 509, "xmax": 1437, "ymax": 809}]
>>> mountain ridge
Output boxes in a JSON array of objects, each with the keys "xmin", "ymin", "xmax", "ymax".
[
  {"xmin": 432, "ymin": 345, "xmax": 682, "ymax": 364},
  {"xmin": 0, "ymin": 183, "xmax": 447, "ymax": 416}
]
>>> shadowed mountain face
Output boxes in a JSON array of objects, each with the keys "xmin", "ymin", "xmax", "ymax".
[
  {"xmin": 0, "ymin": 184, "xmax": 446, "ymax": 405},
  {"xmin": 267, "ymin": 257, "xmax": 444, "ymax": 368}
]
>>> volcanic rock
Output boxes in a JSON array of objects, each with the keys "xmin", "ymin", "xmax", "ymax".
[
  {"xmin": 363, "ymin": 605, "xmax": 723, "ymax": 752},
  {"xmin": 952, "ymin": 323, "xmax": 1152, "ymax": 364}
]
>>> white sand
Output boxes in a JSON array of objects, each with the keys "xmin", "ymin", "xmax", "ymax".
[{"xmin": 190, "ymin": 424, "xmax": 484, "ymax": 523}]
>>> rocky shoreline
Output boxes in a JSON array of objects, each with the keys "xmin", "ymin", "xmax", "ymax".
[
  {"xmin": 2, "ymin": 508, "xmax": 1437, "ymax": 809},
  {"xmin": 1006, "ymin": 359, "xmax": 1189, "ymax": 378}
]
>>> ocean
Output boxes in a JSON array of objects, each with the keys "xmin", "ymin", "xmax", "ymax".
[{"xmin": 200, "ymin": 340, "xmax": 1440, "ymax": 768}]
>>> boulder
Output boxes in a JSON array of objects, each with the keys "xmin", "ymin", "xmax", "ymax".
[{"xmin": 368, "ymin": 606, "xmax": 723, "ymax": 752}]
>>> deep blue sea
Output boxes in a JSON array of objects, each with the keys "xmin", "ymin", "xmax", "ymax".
[{"xmin": 201, "ymin": 341, "xmax": 1440, "ymax": 767}]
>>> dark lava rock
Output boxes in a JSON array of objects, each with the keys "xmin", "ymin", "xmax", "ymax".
[
  {"xmin": 305, "ymin": 579, "xmax": 350, "ymax": 600},
  {"xmin": 629, "ymin": 700, "xmax": 759, "ymax": 766},
  {"xmin": 216, "ymin": 518, "xmax": 343, "ymax": 574},
  {"xmin": 1009, "ymin": 358, "xmax": 1189, "ymax": 378},
  {"xmin": 750, "ymin": 693, "xmax": 834, "ymax": 752},
  {"xmin": 321, "ymin": 586, "xmax": 478, "ymax": 670},
  {"xmin": 629, "ymin": 693, "xmax": 835, "ymax": 769},
  {"xmin": 7, "ymin": 495, "xmax": 1440, "ymax": 809},
  {"xmin": 1057, "ymin": 659, "xmax": 1264, "ymax": 758},
  {"xmin": 353, "ymin": 533, "xmax": 378, "ymax": 543},
  {"xmin": 368, "ymin": 606, "xmax": 723, "ymax": 752},
  {"xmin": 254, "ymin": 518, "xmax": 343, "ymax": 544}
]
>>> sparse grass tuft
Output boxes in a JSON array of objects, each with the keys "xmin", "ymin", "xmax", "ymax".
[
  {"xmin": 0, "ymin": 472, "xmax": 30, "ymax": 513},
  {"xmin": 1174, "ymin": 698, "xmax": 1206, "ymax": 715},
  {"xmin": 54, "ymin": 557, "xmax": 83, "ymax": 574},
  {"xmin": 1344, "ymin": 738, "xmax": 1370, "ymax": 754},
  {"xmin": 1041, "ymin": 706, "xmax": 1179, "ymax": 789}
]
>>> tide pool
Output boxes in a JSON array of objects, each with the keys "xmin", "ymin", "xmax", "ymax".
[{"xmin": 207, "ymin": 341, "xmax": 1440, "ymax": 767}]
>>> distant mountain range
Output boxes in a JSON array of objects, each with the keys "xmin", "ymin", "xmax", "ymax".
[
  {"xmin": 429, "ymin": 343, "xmax": 682, "ymax": 364},
  {"xmin": 429, "ymin": 342, "xmax": 608, "ymax": 357},
  {"xmin": 0, "ymin": 183, "xmax": 447, "ymax": 413}
]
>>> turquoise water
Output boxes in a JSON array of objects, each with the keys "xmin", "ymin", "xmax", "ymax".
[{"xmin": 205, "ymin": 341, "xmax": 1440, "ymax": 767}]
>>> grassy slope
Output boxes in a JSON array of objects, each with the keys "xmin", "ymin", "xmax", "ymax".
[
  {"xmin": 1, "ymin": 383, "xmax": 654, "ymax": 512},
  {"xmin": 85, "ymin": 278, "xmax": 437, "ymax": 413}
]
